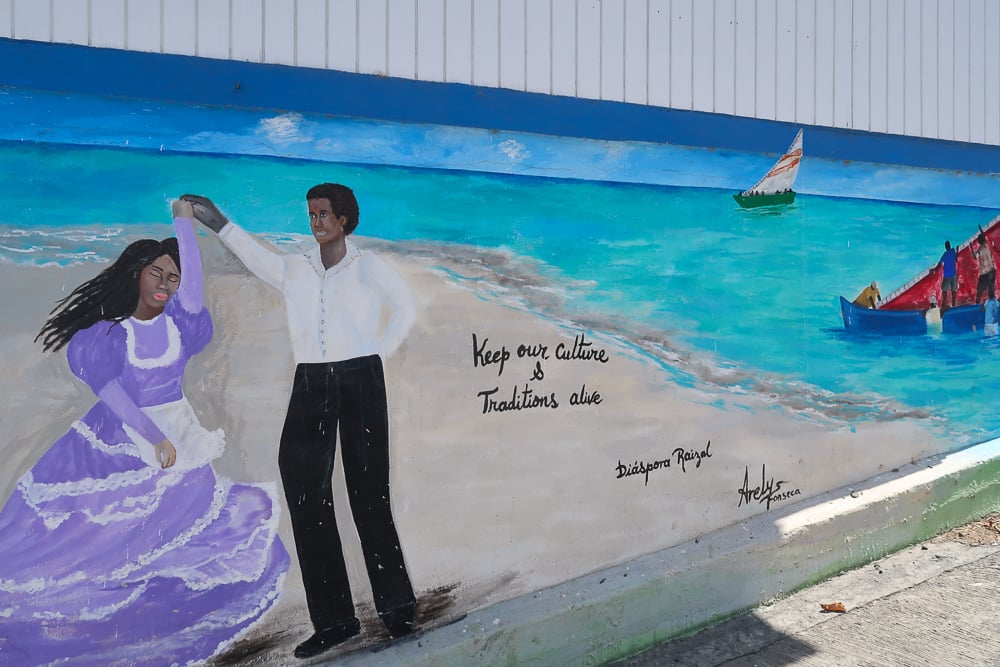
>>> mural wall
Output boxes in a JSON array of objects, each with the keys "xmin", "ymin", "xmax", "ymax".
[{"xmin": 1, "ymin": 80, "xmax": 998, "ymax": 663}]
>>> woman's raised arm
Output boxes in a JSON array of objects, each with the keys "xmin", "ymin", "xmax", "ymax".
[{"xmin": 172, "ymin": 199, "xmax": 203, "ymax": 314}]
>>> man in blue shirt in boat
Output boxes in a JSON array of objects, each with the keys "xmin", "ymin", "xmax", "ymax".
[{"xmin": 937, "ymin": 240, "xmax": 958, "ymax": 309}]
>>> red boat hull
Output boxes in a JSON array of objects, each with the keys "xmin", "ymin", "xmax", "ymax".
[{"xmin": 881, "ymin": 214, "xmax": 1000, "ymax": 310}]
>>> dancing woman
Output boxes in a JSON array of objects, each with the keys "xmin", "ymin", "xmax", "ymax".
[{"xmin": 0, "ymin": 200, "xmax": 289, "ymax": 666}]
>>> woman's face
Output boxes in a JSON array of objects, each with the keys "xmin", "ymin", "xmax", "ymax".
[{"xmin": 134, "ymin": 254, "xmax": 180, "ymax": 320}]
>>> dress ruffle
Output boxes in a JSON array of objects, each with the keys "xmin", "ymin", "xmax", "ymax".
[{"xmin": 0, "ymin": 400, "xmax": 290, "ymax": 666}]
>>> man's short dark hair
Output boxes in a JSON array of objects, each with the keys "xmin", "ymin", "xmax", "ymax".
[{"xmin": 307, "ymin": 183, "xmax": 360, "ymax": 235}]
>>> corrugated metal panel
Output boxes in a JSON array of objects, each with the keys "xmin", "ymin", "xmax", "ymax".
[{"xmin": 2, "ymin": 0, "xmax": 997, "ymax": 147}]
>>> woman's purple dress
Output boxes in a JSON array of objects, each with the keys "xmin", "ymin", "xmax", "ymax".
[{"xmin": 0, "ymin": 219, "xmax": 290, "ymax": 666}]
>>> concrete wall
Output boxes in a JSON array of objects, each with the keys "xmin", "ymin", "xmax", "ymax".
[{"xmin": 2, "ymin": 0, "xmax": 999, "ymax": 146}]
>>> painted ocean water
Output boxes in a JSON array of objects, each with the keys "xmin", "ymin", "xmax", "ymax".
[{"xmin": 2, "ymin": 136, "xmax": 999, "ymax": 449}]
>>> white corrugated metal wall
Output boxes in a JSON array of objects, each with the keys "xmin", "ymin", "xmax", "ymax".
[{"xmin": 1, "ymin": 0, "xmax": 998, "ymax": 146}]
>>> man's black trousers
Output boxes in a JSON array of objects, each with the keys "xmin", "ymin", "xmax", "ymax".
[{"xmin": 278, "ymin": 355, "xmax": 415, "ymax": 631}]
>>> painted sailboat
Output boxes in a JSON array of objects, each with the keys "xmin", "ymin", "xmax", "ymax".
[{"xmin": 733, "ymin": 129, "xmax": 803, "ymax": 208}]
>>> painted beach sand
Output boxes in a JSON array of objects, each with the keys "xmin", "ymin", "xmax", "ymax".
[
  {"xmin": 0, "ymin": 239, "xmax": 942, "ymax": 661},
  {"xmin": 0, "ymin": 131, "xmax": 997, "ymax": 660}
]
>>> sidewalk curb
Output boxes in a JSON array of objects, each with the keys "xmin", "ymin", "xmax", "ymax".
[{"xmin": 328, "ymin": 438, "xmax": 1000, "ymax": 667}]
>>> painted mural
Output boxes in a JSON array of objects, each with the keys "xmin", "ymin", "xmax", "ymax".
[{"xmin": 1, "ymin": 87, "xmax": 1000, "ymax": 664}]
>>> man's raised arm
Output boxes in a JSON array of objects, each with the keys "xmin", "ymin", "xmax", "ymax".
[{"xmin": 182, "ymin": 194, "xmax": 285, "ymax": 290}]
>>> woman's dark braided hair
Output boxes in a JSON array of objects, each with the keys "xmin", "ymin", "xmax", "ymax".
[{"xmin": 35, "ymin": 237, "xmax": 180, "ymax": 353}]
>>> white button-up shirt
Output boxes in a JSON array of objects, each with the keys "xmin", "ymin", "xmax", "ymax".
[{"xmin": 219, "ymin": 223, "xmax": 416, "ymax": 365}]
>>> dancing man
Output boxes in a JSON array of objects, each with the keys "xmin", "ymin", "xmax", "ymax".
[{"xmin": 183, "ymin": 185, "xmax": 417, "ymax": 659}]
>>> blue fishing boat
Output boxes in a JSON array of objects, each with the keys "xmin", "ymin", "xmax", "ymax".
[
  {"xmin": 941, "ymin": 304, "xmax": 985, "ymax": 334},
  {"xmin": 839, "ymin": 297, "xmax": 926, "ymax": 335},
  {"xmin": 840, "ymin": 297, "xmax": 985, "ymax": 335}
]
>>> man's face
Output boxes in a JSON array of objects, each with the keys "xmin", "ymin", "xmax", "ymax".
[{"xmin": 308, "ymin": 198, "xmax": 346, "ymax": 246}]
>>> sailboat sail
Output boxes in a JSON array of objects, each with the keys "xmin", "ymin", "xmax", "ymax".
[{"xmin": 740, "ymin": 129, "xmax": 803, "ymax": 196}]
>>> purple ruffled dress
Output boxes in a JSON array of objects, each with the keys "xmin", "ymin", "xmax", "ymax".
[{"xmin": 0, "ymin": 219, "xmax": 290, "ymax": 666}]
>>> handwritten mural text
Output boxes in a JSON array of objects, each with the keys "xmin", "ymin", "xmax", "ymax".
[
  {"xmin": 615, "ymin": 441, "xmax": 713, "ymax": 486},
  {"xmin": 472, "ymin": 332, "xmax": 609, "ymax": 415}
]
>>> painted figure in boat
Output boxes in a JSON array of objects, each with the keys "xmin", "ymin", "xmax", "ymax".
[
  {"xmin": 983, "ymin": 288, "xmax": 1000, "ymax": 336},
  {"xmin": 973, "ymin": 234, "xmax": 997, "ymax": 304},
  {"xmin": 937, "ymin": 240, "xmax": 958, "ymax": 309},
  {"xmin": 853, "ymin": 281, "xmax": 882, "ymax": 309}
]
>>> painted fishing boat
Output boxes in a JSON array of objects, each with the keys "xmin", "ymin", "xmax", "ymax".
[
  {"xmin": 879, "ymin": 213, "xmax": 1000, "ymax": 311},
  {"xmin": 840, "ymin": 298, "xmax": 985, "ymax": 336},
  {"xmin": 733, "ymin": 129, "xmax": 802, "ymax": 208},
  {"xmin": 839, "ymin": 297, "xmax": 927, "ymax": 335},
  {"xmin": 839, "ymin": 213, "xmax": 1000, "ymax": 335},
  {"xmin": 941, "ymin": 304, "xmax": 985, "ymax": 334}
]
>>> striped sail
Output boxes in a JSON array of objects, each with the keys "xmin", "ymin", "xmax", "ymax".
[{"xmin": 741, "ymin": 129, "xmax": 803, "ymax": 196}]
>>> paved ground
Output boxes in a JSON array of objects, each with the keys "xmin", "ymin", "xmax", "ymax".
[
  {"xmin": 216, "ymin": 513, "xmax": 1000, "ymax": 666},
  {"xmin": 612, "ymin": 514, "xmax": 1000, "ymax": 667}
]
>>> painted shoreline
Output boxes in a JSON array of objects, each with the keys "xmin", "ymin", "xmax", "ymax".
[{"xmin": 0, "ymin": 234, "xmax": 946, "ymax": 655}]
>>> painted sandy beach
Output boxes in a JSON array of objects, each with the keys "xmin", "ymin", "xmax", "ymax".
[{"xmin": 0, "ymin": 232, "xmax": 944, "ymax": 660}]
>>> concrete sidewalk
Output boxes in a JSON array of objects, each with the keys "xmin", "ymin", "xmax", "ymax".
[{"xmin": 613, "ymin": 525, "xmax": 1000, "ymax": 666}]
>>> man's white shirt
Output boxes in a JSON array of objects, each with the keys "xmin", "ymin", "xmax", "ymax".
[{"xmin": 219, "ymin": 223, "xmax": 416, "ymax": 364}]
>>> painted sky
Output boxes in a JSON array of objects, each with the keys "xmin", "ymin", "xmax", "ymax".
[{"xmin": 2, "ymin": 86, "xmax": 999, "ymax": 209}]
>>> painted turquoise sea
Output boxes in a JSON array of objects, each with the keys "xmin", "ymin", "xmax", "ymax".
[{"xmin": 3, "ymin": 139, "xmax": 999, "ymax": 449}]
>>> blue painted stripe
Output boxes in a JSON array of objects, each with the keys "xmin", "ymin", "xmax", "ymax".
[{"xmin": 1, "ymin": 36, "xmax": 998, "ymax": 174}]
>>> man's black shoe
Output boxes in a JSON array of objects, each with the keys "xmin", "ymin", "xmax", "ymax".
[
  {"xmin": 380, "ymin": 602, "xmax": 416, "ymax": 639},
  {"xmin": 293, "ymin": 617, "xmax": 361, "ymax": 659}
]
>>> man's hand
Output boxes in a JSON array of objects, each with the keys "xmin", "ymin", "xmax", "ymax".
[{"xmin": 181, "ymin": 194, "xmax": 230, "ymax": 233}]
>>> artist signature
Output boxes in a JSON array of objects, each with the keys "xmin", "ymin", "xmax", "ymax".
[{"xmin": 737, "ymin": 464, "xmax": 801, "ymax": 511}]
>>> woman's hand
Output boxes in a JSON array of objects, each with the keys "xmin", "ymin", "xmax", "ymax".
[
  {"xmin": 155, "ymin": 439, "xmax": 177, "ymax": 469},
  {"xmin": 172, "ymin": 199, "xmax": 194, "ymax": 219}
]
